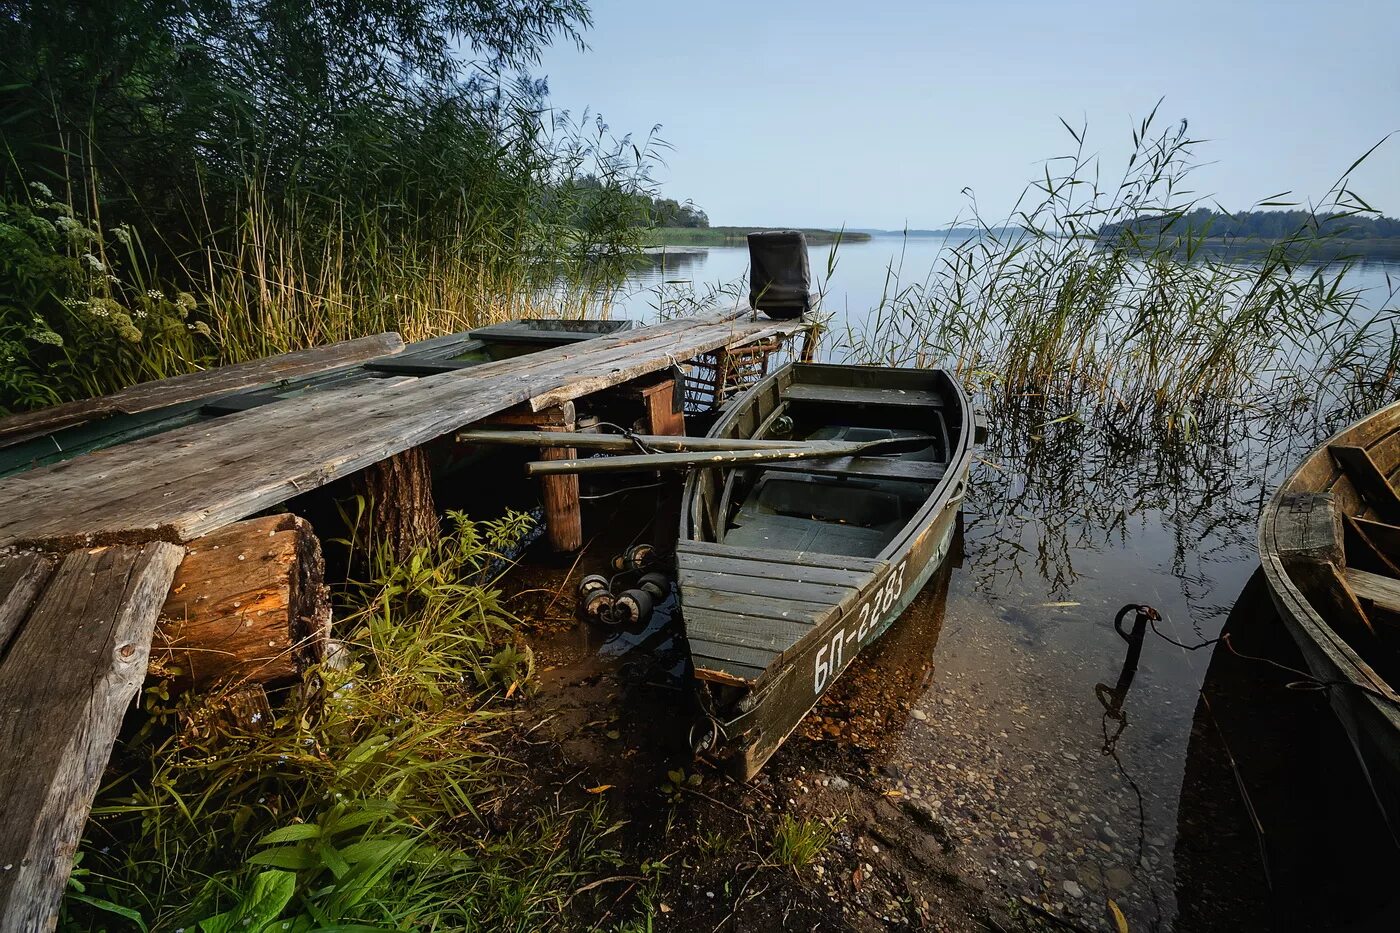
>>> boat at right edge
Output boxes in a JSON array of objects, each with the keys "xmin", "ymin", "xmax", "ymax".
[{"xmin": 1258, "ymin": 399, "xmax": 1400, "ymax": 832}]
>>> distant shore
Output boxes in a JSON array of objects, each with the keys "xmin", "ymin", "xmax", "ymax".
[{"xmin": 643, "ymin": 226, "xmax": 872, "ymax": 246}]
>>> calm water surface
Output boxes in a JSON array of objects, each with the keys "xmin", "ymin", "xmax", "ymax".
[{"xmin": 616, "ymin": 238, "xmax": 1400, "ymax": 929}]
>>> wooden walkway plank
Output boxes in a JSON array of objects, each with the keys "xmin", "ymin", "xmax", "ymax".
[
  {"xmin": 0, "ymin": 333, "xmax": 405, "ymax": 448},
  {"xmin": 0, "ymin": 542, "xmax": 184, "ymax": 932},
  {"xmin": 0, "ymin": 550, "xmax": 55, "ymax": 653},
  {"xmin": 0, "ymin": 311, "xmax": 788, "ymax": 548}
]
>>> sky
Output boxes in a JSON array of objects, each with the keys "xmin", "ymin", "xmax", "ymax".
[{"xmin": 535, "ymin": 0, "xmax": 1400, "ymax": 229}]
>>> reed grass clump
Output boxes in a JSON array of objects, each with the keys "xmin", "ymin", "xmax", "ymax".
[
  {"xmin": 66, "ymin": 509, "xmax": 623, "ymax": 931},
  {"xmin": 838, "ymin": 105, "xmax": 1399, "ymax": 432}
]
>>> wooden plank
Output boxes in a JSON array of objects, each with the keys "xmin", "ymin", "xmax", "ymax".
[
  {"xmin": 683, "ymin": 588, "xmax": 835, "ymax": 625},
  {"xmin": 1330, "ymin": 445, "xmax": 1400, "ymax": 523},
  {"xmin": 1344, "ymin": 515, "xmax": 1400, "ymax": 578},
  {"xmin": 783, "ymin": 383, "xmax": 944, "ymax": 409},
  {"xmin": 1344, "ymin": 568, "xmax": 1400, "ymax": 616},
  {"xmin": 0, "ymin": 541, "xmax": 184, "ymax": 931},
  {"xmin": 0, "ymin": 550, "xmax": 55, "ymax": 653},
  {"xmin": 0, "ymin": 311, "xmax": 775, "ymax": 548},
  {"xmin": 527, "ymin": 318, "xmax": 807, "ymax": 411},
  {"xmin": 684, "ymin": 607, "xmax": 819, "ymax": 652},
  {"xmin": 675, "ymin": 550, "xmax": 878, "ymax": 589},
  {"xmin": 678, "ymin": 566, "xmax": 860, "ymax": 603},
  {"xmin": 760, "ymin": 456, "xmax": 948, "ymax": 483},
  {"xmin": 0, "ymin": 333, "xmax": 405, "ymax": 448},
  {"xmin": 685, "ymin": 635, "xmax": 780, "ymax": 672},
  {"xmin": 676, "ymin": 538, "xmax": 885, "ymax": 574}
]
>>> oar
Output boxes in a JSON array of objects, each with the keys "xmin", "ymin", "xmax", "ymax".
[
  {"xmin": 524, "ymin": 434, "xmax": 939, "ymax": 476},
  {"xmin": 456, "ymin": 428, "xmax": 804, "ymax": 452}
]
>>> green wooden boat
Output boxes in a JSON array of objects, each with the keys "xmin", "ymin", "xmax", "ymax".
[{"xmin": 679, "ymin": 362, "xmax": 978, "ymax": 779}]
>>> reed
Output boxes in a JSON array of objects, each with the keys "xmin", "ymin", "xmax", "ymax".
[{"xmin": 835, "ymin": 105, "xmax": 1399, "ymax": 432}]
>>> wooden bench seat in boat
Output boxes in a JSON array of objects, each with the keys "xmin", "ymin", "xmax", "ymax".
[
  {"xmin": 760, "ymin": 456, "xmax": 947, "ymax": 483},
  {"xmin": 783, "ymin": 383, "xmax": 945, "ymax": 409}
]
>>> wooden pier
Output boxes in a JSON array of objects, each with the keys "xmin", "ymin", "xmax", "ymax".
[{"xmin": 0, "ymin": 306, "xmax": 806, "ymax": 930}]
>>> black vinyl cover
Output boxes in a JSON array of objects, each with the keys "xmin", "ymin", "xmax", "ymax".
[{"xmin": 747, "ymin": 231, "xmax": 811, "ymax": 319}]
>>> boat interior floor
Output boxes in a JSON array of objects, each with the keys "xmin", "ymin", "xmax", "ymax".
[{"xmin": 721, "ymin": 425, "xmax": 944, "ymax": 559}]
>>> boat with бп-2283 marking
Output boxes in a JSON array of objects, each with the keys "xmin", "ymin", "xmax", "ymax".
[{"xmin": 679, "ymin": 361, "xmax": 981, "ymax": 780}]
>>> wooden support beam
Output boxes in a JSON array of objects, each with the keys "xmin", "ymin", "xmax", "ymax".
[
  {"xmin": 353, "ymin": 446, "xmax": 440, "ymax": 564},
  {"xmin": 0, "ymin": 550, "xmax": 54, "ymax": 654},
  {"xmin": 154, "ymin": 515, "xmax": 331, "ymax": 691},
  {"xmin": 0, "ymin": 542, "xmax": 184, "ymax": 932},
  {"xmin": 482, "ymin": 403, "xmax": 582, "ymax": 552}
]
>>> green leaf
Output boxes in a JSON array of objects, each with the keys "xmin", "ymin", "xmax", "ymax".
[
  {"xmin": 198, "ymin": 870, "xmax": 296, "ymax": 933},
  {"xmin": 66, "ymin": 894, "xmax": 148, "ymax": 931},
  {"xmin": 247, "ymin": 847, "xmax": 319, "ymax": 870},
  {"xmin": 259, "ymin": 823, "xmax": 322, "ymax": 845}
]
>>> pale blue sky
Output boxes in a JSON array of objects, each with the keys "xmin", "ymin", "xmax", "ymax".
[{"xmin": 537, "ymin": 0, "xmax": 1400, "ymax": 229}]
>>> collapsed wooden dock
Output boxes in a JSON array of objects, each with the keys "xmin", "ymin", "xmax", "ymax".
[{"xmin": 0, "ymin": 306, "xmax": 807, "ymax": 930}]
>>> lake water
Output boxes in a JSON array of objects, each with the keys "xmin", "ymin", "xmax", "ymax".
[{"xmin": 609, "ymin": 237, "xmax": 1400, "ymax": 929}]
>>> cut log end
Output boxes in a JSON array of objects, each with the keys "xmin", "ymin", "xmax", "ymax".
[{"xmin": 155, "ymin": 514, "xmax": 331, "ymax": 691}]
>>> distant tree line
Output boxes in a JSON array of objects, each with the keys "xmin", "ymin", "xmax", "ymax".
[
  {"xmin": 1100, "ymin": 208, "xmax": 1400, "ymax": 242},
  {"xmin": 567, "ymin": 176, "xmax": 708, "ymax": 228}
]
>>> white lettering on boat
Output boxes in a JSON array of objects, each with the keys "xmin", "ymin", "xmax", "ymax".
[{"xmin": 813, "ymin": 560, "xmax": 908, "ymax": 694}]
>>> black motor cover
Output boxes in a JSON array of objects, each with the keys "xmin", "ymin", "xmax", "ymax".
[{"xmin": 747, "ymin": 230, "xmax": 811, "ymax": 319}]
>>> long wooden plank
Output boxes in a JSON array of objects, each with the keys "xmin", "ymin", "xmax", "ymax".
[
  {"xmin": 676, "ymin": 538, "xmax": 885, "ymax": 573},
  {"xmin": 0, "ymin": 550, "xmax": 55, "ymax": 653},
  {"xmin": 682, "ymin": 587, "xmax": 835, "ymax": 625},
  {"xmin": 678, "ymin": 566, "xmax": 860, "ymax": 603},
  {"xmin": 685, "ymin": 635, "xmax": 781, "ymax": 672},
  {"xmin": 0, "ymin": 333, "xmax": 405, "ymax": 448},
  {"xmin": 684, "ymin": 607, "xmax": 819, "ymax": 652},
  {"xmin": 760, "ymin": 456, "xmax": 948, "ymax": 483},
  {"xmin": 528, "ymin": 318, "xmax": 807, "ymax": 411},
  {"xmin": 676, "ymin": 550, "xmax": 878, "ymax": 589},
  {"xmin": 0, "ymin": 312, "xmax": 776, "ymax": 548},
  {"xmin": 0, "ymin": 542, "xmax": 184, "ymax": 932},
  {"xmin": 783, "ymin": 383, "xmax": 944, "ymax": 409}
]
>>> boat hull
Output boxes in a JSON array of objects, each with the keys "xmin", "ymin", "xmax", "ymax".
[{"xmin": 1258, "ymin": 399, "xmax": 1400, "ymax": 834}]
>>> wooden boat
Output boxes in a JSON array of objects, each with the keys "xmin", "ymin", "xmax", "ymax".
[
  {"xmin": 678, "ymin": 362, "xmax": 977, "ymax": 779},
  {"xmin": 1258, "ymin": 400, "xmax": 1400, "ymax": 831}
]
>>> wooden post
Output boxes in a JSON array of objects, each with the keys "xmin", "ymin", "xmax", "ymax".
[
  {"xmin": 354, "ymin": 445, "xmax": 439, "ymax": 563},
  {"xmin": 154, "ymin": 514, "xmax": 332, "ymax": 691},
  {"xmin": 482, "ymin": 402, "xmax": 581, "ymax": 552},
  {"xmin": 635, "ymin": 377, "xmax": 686, "ymax": 437}
]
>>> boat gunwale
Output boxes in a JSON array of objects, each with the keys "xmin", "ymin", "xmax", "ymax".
[{"xmin": 1257, "ymin": 397, "xmax": 1400, "ymax": 707}]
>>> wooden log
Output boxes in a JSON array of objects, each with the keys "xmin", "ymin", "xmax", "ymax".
[
  {"xmin": 353, "ymin": 446, "xmax": 440, "ymax": 564},
  {"xmin": 0, "ymin": 541, "xmax": 184, "ymax": 932},
  {"xmin": 155, "ymin": 515, "xmax": 331, "ymax": 690}
]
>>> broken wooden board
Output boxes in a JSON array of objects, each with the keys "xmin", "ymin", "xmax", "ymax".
[
  {"xmin": 0, "ymin": 310, "xmax": 796, "ymax": 549},
  {"xmin": 0, "ymin": 542, "xmax": 184, "ymax": 932},
  {"xmin": 0, "ymin": 333, "xmax": 405, "ymax": 449}
]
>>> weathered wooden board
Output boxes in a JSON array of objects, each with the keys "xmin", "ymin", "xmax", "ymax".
[
  {"xmin": 0, "ymin": 542, "xmax": 184, "ymax": 933},
  {"xmin": 0, "ymin": 311, "xmax": 790, "ymax": 548},
  {"xmin": 676, "ymin": 539, "xmax": 885, "ymax": 574},
  {"xmin": 760, "ymin": 456, "xmax": 947, "ymax": 483},
  {"xmin": 155, "ymin": 515, "xmax": 330, "ymax": 690},
  {"xmin": 782, "ymin": 383, "xmax": 945, "ymax": 409},
  {"xmin": 0, "ymin": 333, "xmax": 405, "ymax": 449},
  {"xmin": 0, "ymin": 550, "xmax": 55, "ymax": 653}
]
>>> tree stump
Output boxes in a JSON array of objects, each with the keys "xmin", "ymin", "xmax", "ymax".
[
  {"xmin": 155, "ymin": 514, "xmax": 332, "ymax": 691},
  {"xmin": 354, "ymin": 445, "xmax": 440, "ymax": 563}
]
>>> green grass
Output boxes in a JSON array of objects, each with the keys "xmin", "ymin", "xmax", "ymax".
[
  {"xmin": 65, "ymin": 508, "xmax": 625, "ymax": 931},
  {"xmin": 642, "ymin": 226, "xmax": 870, "ymax": 246},
  {"xmin": 769, "ymin": 815, "xmax": 838, "ymax": 872}
]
